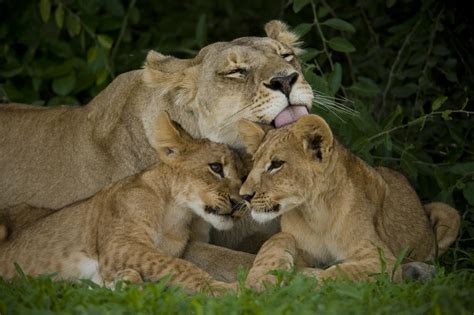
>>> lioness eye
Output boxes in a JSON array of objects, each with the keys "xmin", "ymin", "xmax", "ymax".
[
  {"xmin": 268, "ymin": 160, "xmax": 285, "ymax": 172},
  {"xmin": 224, "ymin": 68, "xmax": 247, "ymax": 79},
  {"xmin": 281, "ymin": 53, "xmax": 294, "ymax": 62},
  {"xmin": 209, "ymin": 163, "xmax": 224, "ymax": 177}
]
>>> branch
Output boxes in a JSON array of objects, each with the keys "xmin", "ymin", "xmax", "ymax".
[
  {"xmin": 382, "ymin": 17, "xmax": 423, "ymax": 112},
  {"xmin": 310, "ymin": 0, "xmax": 334, "ymax": 71},
  {"xmin": 111, "ymin": 0, "xmax": 137, "ymax": 77}
]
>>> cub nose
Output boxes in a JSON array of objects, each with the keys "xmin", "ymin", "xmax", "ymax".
[{"xmin": 266, "ymin": 72, "xmax": 299, "ymax": 98}]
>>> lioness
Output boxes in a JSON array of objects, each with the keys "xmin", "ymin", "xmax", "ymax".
[
  {"xmin": 0, "ymin": 112, "xmax": 243, "ymax": 294},
  {"xmin": 237, "ymin": 115, "xmax": 460, "ymax": 284},
  {"xmin": 0, "ymin": 20, "xmax": 312, "ymax": 210}
]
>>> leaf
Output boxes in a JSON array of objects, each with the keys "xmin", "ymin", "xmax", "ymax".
[
  {"xmin": 441, "ymin": 110, "xmax": 452, "ymax": 120},
  {"xmin": 39, "ymin": 0, "xmax": 51, "ymax": 22},
  {"xmin": 391, "ymin": 83, "xmax": 417, "ymax": 98},
  {"xmin": 433, "ymin": 45, "xmax": 450, "ymax": 56},
  {"xmin": 322, "ymin": 18, "xmax": 355, "ymax": 33},
  {"xmin": 293, "ymin": 23, "xmax": 313, "ymax": 38},
  {"xmin": 55, "ymin": 5, "xmax": 64, "ymax": 29},
  {"xmin": 104, "ymin": 0, "xmax": 125, "ymax": 16},
  {"xmin": 52, "ymin": 72, "xmax": 76, "ymax": 96},
  {"xmin": 432, "ymin": 95, "xmax": 447, "ymax": 111},
  {"xmin": 47, "ymin": 95, "xmax": 79, "ymax": 107},
  {"xmin": 87, "ymin": 47, "xmax": 99, "ymax": 63},
  {"xmin": 382, "ymin": 105, "xmax": 402, "ymax": 129},
  {"xmin": 447, "ymin": 162, "xmax": 474, "ymax": 175},
  {"xmin": 386, "ymin": 0, "xmax": 397, "ymax": 8},
  {"xmin": 96, "ymin": 68, "xmax": 108, "ymax": 85},
  {"xmin": 311, "ymin": 74, "xmax": 330, "ymax": 96},
  {"xmin": 327, "ymin": 62, "xmax": 342, "ymax": 95},
  {"xmin": 327, "ymin": 37, "xmax": 356, "ymax": 53},
  {"xmin": 195, "ymin": 14, "xmax": 207, "ymax": 47},
  {"xmin": 400, "ymin": 151, "xmax": 418, "ymax": 179},
  {"xmin": 293, "ymin": 0, "xmax": 311, "ymax": 13},
  {"xmin": 299, "ymin": 48, "xmax": 320, "ymax": 62},
  {"xmin": 350, "ymin": 79, "xmax": 380, "ymax": 97},
  {"xmin": 66, "ymin": 12, "xmax": 81, "ymax": 37},
  {"xmin": 97, "ymin": 35, "xmax": 113, "ymax": 49},
  {"xmin": 463, "ymin": 182, "xmax": 474, "ymax": 205}
]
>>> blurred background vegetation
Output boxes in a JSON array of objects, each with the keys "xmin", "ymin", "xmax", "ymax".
[{"xmin": 0, "ymin": 0, "xmax": 472, "ymax": 270}]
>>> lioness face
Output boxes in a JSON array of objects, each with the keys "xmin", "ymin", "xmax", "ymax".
[
  {"xmin": 144, "ymin": 21, "xmax": 313, "ymax": 149},
  {"xmin": 237, "ymin": 115, "xmax": 334, "ymax": 223},
  {"xmin": 154, "ymin": 112, "xmax": 247, "ymax": 230},
  {"xmin": 194, "ymin": 38, "xmax": 313, "ymax": 146}
]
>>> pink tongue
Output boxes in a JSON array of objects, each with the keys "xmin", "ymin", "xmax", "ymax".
[{"xmin": 274, "ymin": 106, "xmax": 309, "ymax": 128}]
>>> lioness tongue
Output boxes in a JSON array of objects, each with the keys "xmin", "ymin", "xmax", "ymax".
[{"xmin": 274, "ymin": 106, "xmax": 309, "ymax": 128}]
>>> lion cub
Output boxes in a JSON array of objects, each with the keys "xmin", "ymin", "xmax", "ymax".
[
  {"xmin": 0, "ymin": 112, "xmax": 244, "ymax": 294},
  {"xmin": 238, "ymin": 115, "xmax": 460, "ymax": 283}
]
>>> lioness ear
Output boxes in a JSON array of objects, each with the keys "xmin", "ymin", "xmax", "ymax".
[
  {"xmin": 237, "ymin": 120, "xmax": 267, "ymax": 155},
  {"xmin": 153, "ymin": 111, "xmax": 190, "ymax": 161},
  {"xmin": 264, "ymin": 20, "xmax": 303, "ymax": 54},
  {"xmin": 143, "ymin": 50, "xmax": 198, "ymax": 104},
  {"xmin": 292, "ymin": 115, "xmax": 334, "ymax": 162}
]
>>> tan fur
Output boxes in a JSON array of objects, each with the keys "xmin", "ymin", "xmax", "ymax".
[
  {"xmin": 0, "ymin": 20, "xmax": 312, "ymax": 211},
  {"xmin": 0, "ymin": 112, "xmax": 246, "ymax": 295},
  {"xmin": 239, "ymin": 115, "xmax": 461, "ymax": 285}
]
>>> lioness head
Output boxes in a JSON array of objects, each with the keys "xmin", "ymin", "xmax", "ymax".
[
  {"xmin": 238, "ymin": 115, "xmax": 335, "ymax": 223},
  {"xmin": 144, "ymin": 20, "xmax": 313, "ymax": 148},
  {"xmin": 152, "ymin": 112, "xmax": 246, "ymax": 230}
]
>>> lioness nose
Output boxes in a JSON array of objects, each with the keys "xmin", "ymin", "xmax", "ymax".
[{"xmin": 267, "ymin": 73, "xmax": 299, "ymax": 98}]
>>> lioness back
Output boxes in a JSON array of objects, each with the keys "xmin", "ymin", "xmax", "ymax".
[{"xmin": 0, "ymin": 70, "xmax": 157, "ymax": 210}]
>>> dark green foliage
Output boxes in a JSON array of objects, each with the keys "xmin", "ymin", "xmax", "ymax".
[{"xmin": 0, "ymin": 0, "xmax": 472, "ymax": 270}]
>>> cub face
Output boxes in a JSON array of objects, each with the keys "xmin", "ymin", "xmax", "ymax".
[
  {"xmin": 143, "ymin": 20, "xmax": 313, "ymax": 148},
  {"xmin": 154, "ymin": 112, "xmax": 247, "ymax": 230},
  {"xmin": 238, "ymin": 115, "xmax": 334, "ymax": 223}
]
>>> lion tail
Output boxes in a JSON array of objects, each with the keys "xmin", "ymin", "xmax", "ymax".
[{"xmin": 424, "ymin": 202, "xmax": 461, "ymax": 258}]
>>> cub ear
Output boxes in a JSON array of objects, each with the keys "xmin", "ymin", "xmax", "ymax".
[
  {"xmin": 153, "ymin": 111, "xmax": 191, "ymax": 161},
  {"xmin": 292, "ymin": 115, "xmax": 334, "ymax": 162},
  {"xmin": 237, "ymin": 120, "xmax": 267, "ymax": 155},
  {"xmin": 264, "ymin": 20, "xmax": 303, "ymax": 54}
]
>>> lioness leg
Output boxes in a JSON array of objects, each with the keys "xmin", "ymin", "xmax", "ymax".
[
  {"xmin": 183, "ymin": 241, "xmax": 255, "ymax": 282},
  {"xmin": 100, "ymin": 240, "xmax": 236, "ymax": 295}
]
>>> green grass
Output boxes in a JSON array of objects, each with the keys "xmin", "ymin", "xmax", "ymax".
[{"xmin": 1, "ymin": 270, "xmax": 473, "ymax": 315}]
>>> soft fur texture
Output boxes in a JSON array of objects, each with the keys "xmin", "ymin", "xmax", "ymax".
[
  {"xmin": 0, "ymin": 112, "xmax": 245, "ymax": 294},
  {"xmin": 0, "ymin": 20, "xmax": 312, "ymax": 210},
  {"xmin": 238, "ymin": 115, "xmax": 460, "ymax": 286}
]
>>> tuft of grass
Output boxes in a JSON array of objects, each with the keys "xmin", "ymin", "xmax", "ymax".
[{"xmin": 1, "ymin": 270, "xmax": 473, "ymax": 315}]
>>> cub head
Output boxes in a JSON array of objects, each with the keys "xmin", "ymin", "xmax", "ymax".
[
  {"xmin": 238, "ymin": 115, "xmax": 335, "ymax": 223},
  {"xmin": 144, "ymin": 20, "xmax": 313, "ymax": 148},
  {"xmin": 152, "ymin": 112, "xmax": 247, "ymax": 230}
]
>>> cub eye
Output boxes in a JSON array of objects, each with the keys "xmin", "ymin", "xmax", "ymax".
[
  {"xmin": 224, "ymin": 68, "xmax": 247, "ymax": 79},
  {"xmin": 209, "ymin": 163, "xmax": 224, "ymax": 177},
  {"xmin": 268, "ymin": 160, "xmax": 285, "ymax": 172},
  {"xmin": 281, "ymin": 53, "xmax": 294, "ymax": 62}
]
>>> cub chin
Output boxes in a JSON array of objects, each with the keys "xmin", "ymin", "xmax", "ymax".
[
  {"xmin": 0, "ymin": 112, "xmax": 246, "ymax": 295},
  {"xmin": 238, "ymin": 115, "xmax": 460, "ymax": 284}
]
